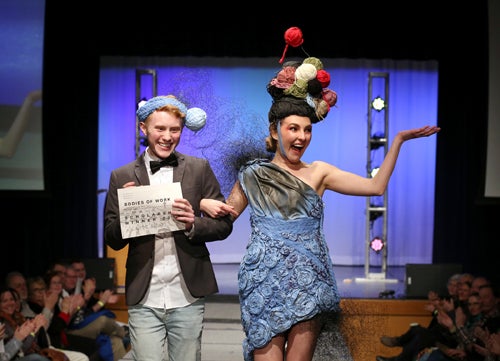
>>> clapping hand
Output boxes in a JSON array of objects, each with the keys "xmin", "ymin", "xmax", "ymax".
[{"xmin": 13, "ymin": 320, "xmax": 35, "ymax": 342}]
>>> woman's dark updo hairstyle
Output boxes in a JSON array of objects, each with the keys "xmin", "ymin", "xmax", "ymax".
[{"xmin": 268, "ymin": 95, "xmax": 319, "ymax": 125}]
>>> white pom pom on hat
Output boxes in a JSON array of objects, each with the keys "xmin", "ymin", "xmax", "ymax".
[{"xmin": 186, "ymin": 107, "xmax": 207, "ymax": 131}]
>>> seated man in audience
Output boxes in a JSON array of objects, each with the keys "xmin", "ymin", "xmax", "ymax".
[
  {"xmin": 26, "ymin": 275, "xmax": 90, "ymax": 361},
  {"xmin": 63, "ymin": 264, "xmax": 127, "ymax": 361},
  {"xmin": 376, "ymin": 295, "xmax": 459, "ymax": 360},
  {"xmin": 69, "ymin": 259, "xmax": 129, "ymax": 348},
  {"xmin": 69, "ymin": 259, "xmax": 119, "ymax": 310}
]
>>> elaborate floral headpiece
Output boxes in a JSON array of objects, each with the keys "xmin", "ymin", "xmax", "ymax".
[{"xmin": 268, "ymin": 27, "xmax": 338, "ymax": 124}]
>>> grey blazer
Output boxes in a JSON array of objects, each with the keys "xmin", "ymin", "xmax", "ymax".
[{"xmin": 104, "ymin": 151, "xmax": 233, "ymax": 306}]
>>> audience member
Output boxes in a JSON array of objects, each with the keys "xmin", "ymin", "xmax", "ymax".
[
  {"xmin": 26, "ymin": 276, "xmax": 57, "ymax": 328},
  {"xmin": 70, "ymin": 259, "xmax": 128, "ymax": 349},
  {"xmin": 416, "ymin": 292, "xmax": 484, "ymax": 361},
  {"xmin": 0, "ymin": 287, "xmax": 68, "ymax": 361},
  {"xmin": 46, "ymin": 260, "xmax": 67, "ymax": 279},
  {"xmin": 68, "ymin": 259, "xmax": 118, "ymax": 312},
  {"xmin": 0, "ymin": 313, "xmax": 49, "ymax": 361},
  {"xmin": 5, "ymin": 272, "xmax": 35, "ymax": 318},
  {"xmin": 456, "ymin": 280, "xmax": 473, "ymax": 315},
  {"xmin": 446, "ymin": 274, "xmax": 461, "ymax": 302},
  {"xmin": 26, "ymin": 277, "xmax": 89, "ymax": 361},
  {"xmin": 472, "ymin": 276, "xmax": 492, "ymax": 294},
  {"xmin": 470, "ymin": 284, "xmax": 500, "ymax": 359},
  {"xmin": 6, "ymin": 273, "xmax": 53, "ymax": 353},
  {"xmin": 62, "ymin": 265, "xmax": 127, "ymax": 361},
  {"xmin": 42, "ymin": 271, "xmax": 102, "ymax": 361},
  {"xmin": 376, "ymin": 296, "xmax": 458, "ymax": 361}
]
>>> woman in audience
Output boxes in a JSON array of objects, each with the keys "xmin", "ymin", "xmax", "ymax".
[
  {"xmin": 44, "ymin": 270, "xmax": 104, "ymax": 360},
  {"xmin": 0, "ymin": 286, "xmax": 53, "ymax": 360},
  {"xmin": 0, "ymin": 313, "xmax": 49, "ymax": 361}
]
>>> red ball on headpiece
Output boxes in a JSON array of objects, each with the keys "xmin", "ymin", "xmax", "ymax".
[
  {"xmin": 316, "ymin": 70, "xmax": 331, "ymax": 88},
  {"xmin": 279, "ymin": 27, "xmax": 304, "ymax": 64},
  {"xmin": 284, "ymin": 27, "xmax": 304, "ymax": 47}
]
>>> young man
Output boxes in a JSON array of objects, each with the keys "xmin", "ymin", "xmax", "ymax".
[{"xmin": 103, "ymin": 95, "xmax": 233, "ymax": 361}]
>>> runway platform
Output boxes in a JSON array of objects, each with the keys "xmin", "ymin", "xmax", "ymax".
[{"xmin": 116, "ymin": 264, "xmax": 435, "ymax": 361}]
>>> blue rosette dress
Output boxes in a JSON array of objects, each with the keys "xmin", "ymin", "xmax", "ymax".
[{"xmin": 237, "ymin": 159, "xmax": 342, "ymax": 361}]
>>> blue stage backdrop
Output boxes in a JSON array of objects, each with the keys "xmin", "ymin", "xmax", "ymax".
[{"xmin": 98, "ymin": 56, "xmax": 438, "ymax": 267}]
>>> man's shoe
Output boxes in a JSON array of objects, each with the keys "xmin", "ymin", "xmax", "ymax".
[
  {"xmin": 376, "ymin": 356, "xmax": 396, "ymax": 361},
  {"xmin": 380, "ymin": 335, "xmax": 399, "ymax": 347}
]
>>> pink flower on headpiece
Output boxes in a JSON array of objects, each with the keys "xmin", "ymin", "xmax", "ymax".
[
  {"xmin": 322, "ymin": 88, "xmax": 338, "ymax": 107},
  {"xmin": 271, "ymin": 66, "xmax": 297, "ymax": 89}
]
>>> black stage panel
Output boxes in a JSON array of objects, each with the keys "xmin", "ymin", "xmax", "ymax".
[
  {"xmin": 82, "ymin": 258, "xmax": 116, "ymax": 291},
  {"xmin": 405, "ymin": 263, "xmax": 463, "ymax": 299}
]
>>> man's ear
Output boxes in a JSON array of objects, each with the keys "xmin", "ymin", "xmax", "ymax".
[{"xmin": 139, "ymin": 122, "xmax": 147, "ymax": 136}]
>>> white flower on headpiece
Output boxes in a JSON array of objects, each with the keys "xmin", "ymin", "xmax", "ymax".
[{"xmin": 295, "ymin": 63, "xmax": 317, "ymax": 81}]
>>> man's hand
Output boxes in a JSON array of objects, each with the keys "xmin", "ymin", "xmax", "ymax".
[{"xmin": 171, "ymin": 198, "xmax": 195, "ymax": 230}]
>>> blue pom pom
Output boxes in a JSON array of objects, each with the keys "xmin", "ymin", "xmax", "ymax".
[{"xmin": 186, "ymin": 107, "xmax": 207, "ymax": 131}]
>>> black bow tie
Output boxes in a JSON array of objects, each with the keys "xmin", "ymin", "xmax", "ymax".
[{"xmin": 150, "ymin": 154, "xmax": 178, "ymax": 174}]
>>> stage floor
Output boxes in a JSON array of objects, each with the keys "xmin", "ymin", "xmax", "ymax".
[{"xmin": 213, "ymin": 263, "xmax": 408, "ymax": 299}]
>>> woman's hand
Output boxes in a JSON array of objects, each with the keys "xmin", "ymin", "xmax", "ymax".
[
  {"xmin": 200, "ymin": 199, "xmax": 238, "ymax": 218},
  {"xmin": 397, "ymin": 125, "xmax": 440, "ymax": 142},
  {"xmin": 13, "ymin": 320, "xmax": 35, "ymax": 341}
]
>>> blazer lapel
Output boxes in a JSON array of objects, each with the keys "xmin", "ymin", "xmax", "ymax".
[
  {"xmin": 173, "ymin": 152, "xmax": 185, "ymax": 183},
  {"xmin": 135, "ymin": 153, "xmax": 150, "ymax": 185}
]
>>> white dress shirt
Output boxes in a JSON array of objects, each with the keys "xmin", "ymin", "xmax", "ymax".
[{"xmin": 141, "ymin": 149, "xmax": 198, "ymax": 310}]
